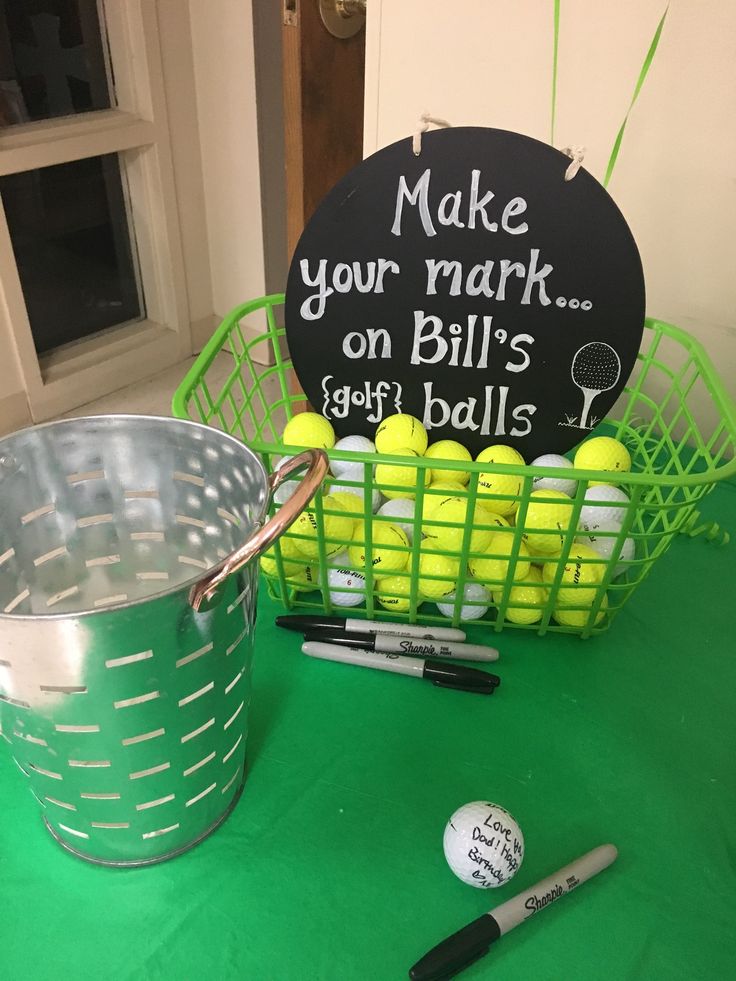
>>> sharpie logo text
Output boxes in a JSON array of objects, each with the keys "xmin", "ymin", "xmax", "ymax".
[{"xmin": 524, "ymin": 884, "xmax": 564, "ymax": 913}]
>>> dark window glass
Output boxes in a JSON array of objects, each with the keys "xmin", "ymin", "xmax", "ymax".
[
  {"xmin": 0, "ymin": 154, "xmax": 144, "ymax": 354},
  {"xmin": 0, "ymin": 0, "xmax": 112, "ymax": 126}
]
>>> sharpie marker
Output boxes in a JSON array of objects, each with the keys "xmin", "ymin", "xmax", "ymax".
[
  {"xmin": 303, "ymin": 630, "xmax": 498, "ymax": 663},
  {"xmin": 301, "ymin": 641, "xmax": 499, "ymax": 694},
  {"xmin": 409, "ymin": 844, "xmax": 618, "ymax": 981},
  {"xmin": 276, "ymin": 614, "xmax": 466, "ymax": 642}
]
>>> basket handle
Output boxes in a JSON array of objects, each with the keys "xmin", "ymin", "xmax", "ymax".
[{"xmin": 189, "ymin": 448, "xmax": 329, "ymax": 611}]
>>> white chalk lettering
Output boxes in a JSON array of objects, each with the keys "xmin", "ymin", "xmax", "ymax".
[
  {"xmin": 521, "ymin": 249, "xmax": 553, "ymax": 305},
  {"xmin": 424, "ymin": 381, "xmax": 538, "ymax": 437},
  {"xmin": 505, "ymin": 334, "xmax": 534, "ymax": 373},
  {"xmin": 501, "ymin": 197, "xmax": 529, "ymax": 235},
  {"xmin": 496, "ymin": 259, "xmax": 525, "ymax": 300},
  {"xmin": 425, "ymin": 259, "xmax": 463, "ymax": 296},
  {"xmin": 468, "ymin": 169, "xmax": 497, "ymax": 231},
  {"xmin": 437, "ymin": 191, "xmax": 465, "ymax": 229},
  {"xmin": 466, "ymin": 261, "xmax": 495, "ymax": 297},
  {"xmin": 299, "ymin": 259, "xmax": 400, "ymax": 321},
  {"xmin": 510, "ymin": 404, "xmax": 537, "ymax": 437},
  {"xmin": 391, "ymin": 169, "xmax": 436, "ymax": 237},
  {"xmin": 299, "ymin": 258, "xmax": 333, "ymax": 320}
]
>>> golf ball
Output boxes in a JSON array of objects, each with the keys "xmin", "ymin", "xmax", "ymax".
[
  {"xmin": 578, "ymin": 485, "xmax": 630, "ymax": 542},
  {"xmin": 573, "ymin": 436, "xmax": 631, "ymax": 485},
  {"xmin": 328, "ymin": 464, "xmax": 382, "ymax": 512},
  {"xmin": 331, "ymin": 435, "xmax": 376, "ymax": 477},
  {"xmin": 282, "ymin": 412, "xmax": 335, "ymax": 450},
  {"xmin": 443, "ymin": 801, "xmax": 524, "ymax": 889},
  {"xmin": 272, "ymin": 455, "xmax": 300, "ymax": 506},
  {"xmin": 579, "ymin": 532, "xmax": 636, "ymax": 577},
  {"xmin": 436, "ymin": 582, "xmax": 491, "ymax": 621},
  {"xmin": 531, "ymin": 453, "xmax": 577, "ymax": 496},
  {"xmin": 325, "ymin": 552, "xmax": 367, "ymax": 607},
  {"xmin": 375, "ymin": 413, "xmax": 428, "ymax": 455},
  {"xmin": 376, "ymin": 497, "xmax": 416, "ymax": 542}
]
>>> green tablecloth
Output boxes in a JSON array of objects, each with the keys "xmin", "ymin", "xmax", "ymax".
[{"xmin": 2, "ymin": 481, "xmax": 735, "ymax": 980}]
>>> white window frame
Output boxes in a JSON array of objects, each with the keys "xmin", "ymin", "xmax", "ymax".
[{"xmin": 0, "ymin": 0, "xmax": 190, "ymax": 420}]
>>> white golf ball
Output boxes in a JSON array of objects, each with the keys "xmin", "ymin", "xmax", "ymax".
[
  {"xmin": 436, "ymin": 582, "xmax": 491, "ymax": 621},
  {"xmin": 443, "ymin": 801, "xmax": 524, "ymax": 889},
  {"xmin": 326, "ymin": 552, "xmax": 367, "ymax": 606},
  {"xmin": 329, "ymin": 463, "xmax": 382, "ymax": 512},
  {"xmin": 578, "ymin": 485, "xmax": 630, "ymax": 542},
  {"xmin": 579, "ymin": 533, "xmax": 635, "ymax": 577},
  {"xmin": 531, "ymin": 454, "xmax": 577, "ymax": 496},
  {"xmin": 376, "ymin": 498, "xmax": 415, "ymax": 542},
  {"xmin": 272, "ymin": 456, "xmax": 300, "ymax": 506},
  {"xmin": 331, "ymin": 435, "xmax": 376, "ymax": 477}
]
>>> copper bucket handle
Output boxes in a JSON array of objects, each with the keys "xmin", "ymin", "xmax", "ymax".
[{"xmin": 189, "ymin": 448, "xmax": 329, "ymax": 611}]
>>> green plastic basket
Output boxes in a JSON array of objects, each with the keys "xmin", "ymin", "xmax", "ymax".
[{"xmin": 173, "ymin": 294, "xmax": 736, "ymax": 637}]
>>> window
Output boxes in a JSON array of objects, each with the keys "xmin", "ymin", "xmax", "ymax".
[{"xmin": 0, "ymin": 0, "xmax": 190, "ymax": 420}]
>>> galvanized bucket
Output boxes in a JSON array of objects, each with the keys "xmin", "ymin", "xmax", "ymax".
[{"xmin": 0, "ymin": 415, "xmax": 326, "ymax": 866}]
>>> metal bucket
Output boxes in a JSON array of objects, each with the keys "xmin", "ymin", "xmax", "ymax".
[{"xmin": 0, "ymin": 415, "xmax": 326, "ymax": 866}]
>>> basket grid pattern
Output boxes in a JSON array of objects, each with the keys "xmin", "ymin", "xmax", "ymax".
[{"xmin": 173, "ymin": 295, "xmax": 736, "ymax": 638}]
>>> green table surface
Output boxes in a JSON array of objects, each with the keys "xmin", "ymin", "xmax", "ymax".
[{"xmin": 2, "ymin": 481, "xmax": 735, "ymax": 981}]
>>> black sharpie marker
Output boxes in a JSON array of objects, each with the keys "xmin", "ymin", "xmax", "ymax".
[
  {"xmin": 301, "ymin": 641, "xmax": 499, "ymax": 694},
  {"xmin": 303, "ymin": 630, "xmax": 498, "ymax": 663},
  {"xmin": 276, "ymin": 614, "xmax": 466, "ymax": 642},
  {"xmin": 409, "ymin": 844, "xmax": 618, "ymax": 981}
]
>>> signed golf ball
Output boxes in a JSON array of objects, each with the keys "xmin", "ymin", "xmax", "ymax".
[{"xmin": 443, "ymin": 801, "xmax": 524, "ymax": 889}]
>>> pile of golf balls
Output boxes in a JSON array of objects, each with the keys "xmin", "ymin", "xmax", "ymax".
[
  {"xmin": 443, "ymin": 801, "xmax": 524, "ymax": 889},
  {"xmin": 270, "ymin": 411, "xmax": 637, "ymax": 625}
]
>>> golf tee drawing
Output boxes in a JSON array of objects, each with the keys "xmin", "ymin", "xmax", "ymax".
[{"xmin": 569, "ymin": 342, "xmax": 622, "ymax": 429}]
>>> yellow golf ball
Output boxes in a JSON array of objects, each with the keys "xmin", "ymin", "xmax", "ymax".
[
  {"xmin": 376, "ymin": 575, "xmax": 414, "ymax": 613},
  {"xmin": 496, "ymin": 566, "xmax": 546, "ymax": 625},
  {"xmin": 419, "ymin": 482, "xmax": 466, "ymax": 521},
  {"xmin": 522, "ymin": 490, "xmax": 575, "ymax": 554},
  {"xmin": 469, "ymin": 531, "xmax": 531, "ymax": 587},
  {"xmin": 424, "ymin": 440, "xmax": 472, "ymax": 485},
  {"xmin": 282, "ymin": 412, "xmax": 335, "ymax": 450},
  {"xmin": 554, "ymin": 591, "xmax": 609, "ymax": 628},
  {"xmin": 573, "ymin": 437, "xmax": 631, "ymax": 486},
  {"xmin": 375, "ymin": 414, "xmax": 428, "ymax": 455},
  {"xmin": 422, "ymin": 496, "xmax": 493, "ymax": 555},
  {"xmin": 261, "ymin": 535, "xmax": 309, "ymax": 577},
  {"xmin": 476, "ymin": 444, "xmax": 525, "ymax": 515},
  {"xmin": 375, "ymin": 447, "xmax": 431, "ymax": 500},
  {"xmin": 326, "ymin": 490, "xmax": 368, "ymax": 519},
  {"xmin": 348, "ymin": 521, "xmax": 409, "ymax": 579},
  {"xmin": 291, "ymin": 495, "xmax": 354, "ymax": 559},
  {"xmin": 541, "ymin": 543, "xmax": 606, "ymax": 589},
  {"xmin": 418, "ymin": 552, "xmax": 460, "ymax": 599}
]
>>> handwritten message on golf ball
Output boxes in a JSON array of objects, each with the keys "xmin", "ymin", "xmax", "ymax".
[
  {"xmin": 443, "ymin": 800, "xmax": 524, "ymax": 889},
  {"xmin": 285, "ymin": 128, "xmax": 645, "ymax": 457}
]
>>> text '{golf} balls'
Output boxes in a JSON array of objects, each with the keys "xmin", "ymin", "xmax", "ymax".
[{"xmin": 443, "ymin": 801, "xmax": 524, "ymax": 889}]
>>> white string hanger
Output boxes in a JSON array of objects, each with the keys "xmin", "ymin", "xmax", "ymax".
[
  {"xmin": 413, "ymin": 112, "xmax": 451, "ymax": 156},
  {"xmin": 562, "ymin": 145, "xmax": 586, "ymax": 181}
]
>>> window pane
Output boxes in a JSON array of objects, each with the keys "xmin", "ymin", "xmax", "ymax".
[
  {"xmin": 0, "ymin": 154, "xmax": 144, "ymax": 355},
  {"xmin": 0, "ymin": 0, "xmax": 112, "ymax": 126}
]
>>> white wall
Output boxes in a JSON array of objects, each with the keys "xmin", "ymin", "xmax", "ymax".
[
  {"xmin": 364, "ymin": 0, "xmax": 736, "ymax": 406},
  {"xmin": 188, "ymin": 0, "xmax": 266, "ymax": 320}
]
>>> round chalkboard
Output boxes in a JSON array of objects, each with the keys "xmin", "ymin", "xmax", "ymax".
[{"xmin": 285, "ymin": 127, "xmax": 645, "ymax": 458}]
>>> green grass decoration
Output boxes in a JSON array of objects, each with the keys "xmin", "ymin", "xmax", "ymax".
[{"xmin": 603, "ymin": 5, "xmax": 669, "ymax": 187}]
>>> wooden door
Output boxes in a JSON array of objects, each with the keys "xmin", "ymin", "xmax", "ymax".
[{"xmin": 281, "ymin": 0, "xmax": 366, "ymax": 404}]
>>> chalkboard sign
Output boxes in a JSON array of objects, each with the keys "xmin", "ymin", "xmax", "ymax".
[{"xmin": 285, "ymin": 127, "xmax": 645, "ymax": 458}]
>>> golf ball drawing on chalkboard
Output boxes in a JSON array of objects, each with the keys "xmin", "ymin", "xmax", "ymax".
[{"xmin": 566, "ymin": 342, "xmax": 622, "ymax": 430}]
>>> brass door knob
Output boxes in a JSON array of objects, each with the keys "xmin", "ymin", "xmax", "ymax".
[{"xmin": 319, "ymin": 0, "xmax": 366, "ymax": 39}]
